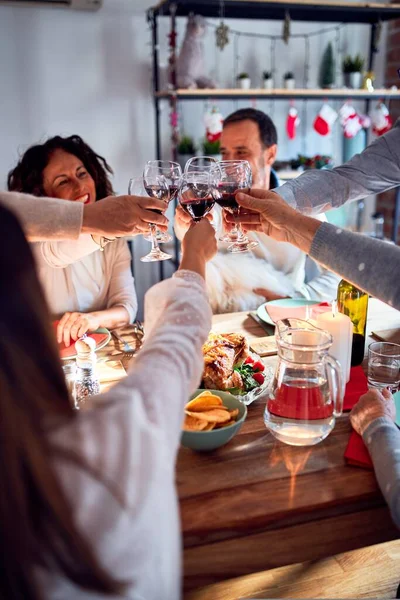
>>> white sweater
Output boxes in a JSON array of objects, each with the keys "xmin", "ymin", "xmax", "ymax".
[
  {"xmin": 37, "ymin": 271, "xmax": 212, "ymax": 599},
  {"xmin": 32, "ymin": 236, "xmax": 138, "ymax": 322},
  {"xmin": 175, "ymin": 208, "xmax": 340, "ymax": 313}
]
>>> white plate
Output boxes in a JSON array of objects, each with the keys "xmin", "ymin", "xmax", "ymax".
[{"xmin": 256, "ymin": 298, "xmax": 322, "ymax": 326}]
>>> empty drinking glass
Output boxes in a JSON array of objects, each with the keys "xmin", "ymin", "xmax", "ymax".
[
  {"xmin": 367, "ymin": 342, "xmax": 400, "ymax": 392},
  {"xmin": 185, "ymin": 156, "xmax": 218, "ymax": 172}
]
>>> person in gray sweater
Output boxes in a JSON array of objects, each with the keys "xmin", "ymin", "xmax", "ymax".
[
  {"xmin": 277, "ymin": 118, "xmax": 400, "ymax": 215},
  {"xmin": 227, "ymin": 181, "xmax": 400, "ymax": 533}
]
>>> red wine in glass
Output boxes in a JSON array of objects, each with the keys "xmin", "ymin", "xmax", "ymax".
[
  {"xmin": 169, "ymin": 184, "xmax": 180, "ymax": 202},
  {"xmin": 214, "ymin": 184, "xmax": 240, "ymax": 214},
  {"xmin": 181, "ymin": 197, "xmax": 215, "ymax": 221}
]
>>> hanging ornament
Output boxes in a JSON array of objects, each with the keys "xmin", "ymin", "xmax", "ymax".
[
  {"xmin": 216, "ymin": 22, "xmax": 229, "ymax": 50},
  {"xmin": 286, "ymin": 105, "xmax": 300, "ymax": 140},
  {"xmin": 204, "ymin": 105, "xmax": 223, "ymax": 142},
  {"xmin": 339, "ymin": 103, "xmax": 363, "ymax": 138},
  {"xmin": 216, "ymin": 0, "xmax": 229, "ymax": 50},
  {"xmin": 283, "ymin": 11, "xmax": 291, "ymax": 45},
  {"xmin": 313, "ymin": 103, "xmax": 338, "ymax": 136},
  {"xmin": 168, "ymin": 30, "xmax": 177, "ymax": 49},
  {"xmin": 370, "ymin": 101, "xmax": 393, "ymax": 136}
]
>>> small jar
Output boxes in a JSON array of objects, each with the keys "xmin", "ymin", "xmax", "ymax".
[
  {"xmin": 62, "ymin": 362, "xmax": 76, "ymax": 403},
  {"xmin": 73, "ymin": 338, "xmax": 100, "ymax": 409}
]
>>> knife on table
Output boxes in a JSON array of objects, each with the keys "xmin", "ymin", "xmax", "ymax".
[{"xmin": 248, "ymin": 312, "xmax": 275, "ymax": 336}]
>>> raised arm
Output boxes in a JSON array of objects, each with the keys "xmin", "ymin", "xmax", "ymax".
[
  {"xmin": 1, "ymin": 191, "xmax": 169, "ymax": 241},
  {"xmin": 230, "ymin": 189, "xmax": 400, "ymax": 309},
  {"xmin": 277, "ymin": 121, "xmax": 400, "ymax": 214},
  {"xmin": 0, "ymin": 191, "xmax": 83, "ymax": 240},
  {"xmin": 104, "ymin": 219, "xmax": 217, "ymax": 456},
  {"xmin": 309, "ymin": 222, "xmax": 400, "ymax": 308}
]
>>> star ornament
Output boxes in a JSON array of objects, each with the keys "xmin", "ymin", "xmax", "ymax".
[{"xmin": 216, "ymin": 21, "xmax": 229, "ymax": 50}]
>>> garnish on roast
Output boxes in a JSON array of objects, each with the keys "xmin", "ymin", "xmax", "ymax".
[{"xmin": 202, "ymin": 333, "xmax": 265, "ymax": 395}]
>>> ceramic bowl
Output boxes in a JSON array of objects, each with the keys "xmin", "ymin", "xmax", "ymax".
[{"xmin": 181, "ymin": 390, "xmax": 247, "ymax": 452}]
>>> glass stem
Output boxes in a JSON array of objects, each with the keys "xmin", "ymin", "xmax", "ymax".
[
  {"xmin": 233, "ymin": 214, "xmax": 246, "ymax": 242},
  {"xmin": 149, "ymin": 223, "xmax": 160, "ymax": 252}
]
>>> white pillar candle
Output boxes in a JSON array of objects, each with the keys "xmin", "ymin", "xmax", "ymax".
[{"xmin": 316, "ymin": 311, "xmax": 353, "ymax": 384}]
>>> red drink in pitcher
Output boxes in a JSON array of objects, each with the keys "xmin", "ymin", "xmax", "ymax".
[{"xmin": 264, "ymin": 318, "xmax": 343, "ymax": 447}]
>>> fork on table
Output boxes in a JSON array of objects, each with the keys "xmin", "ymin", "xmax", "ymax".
[{"xmin": 111, "ymin": 330, "xmax": 136, "ymax": 360}]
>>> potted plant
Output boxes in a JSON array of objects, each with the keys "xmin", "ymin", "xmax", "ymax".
[
  {"xmin": 177, "ymin": 135, "xmax": 196, "ymax": 170},
  {"xmin": 319, "ymin": 42, "xmax": 336, "ymax": 89},
  {"xmin": 262, "ymin": 70, "xmax": 273, "ymax": 90},
  {"xmin": 237, "ymin": 72, "xmax": 251, "ymax": 89},
  {"xmin": 342, "ymin": 54, "xmax": 364, "ymax": 89},
  {"xmin": 202, "ymin": 139, "xmax": 221, "ymax": 161},
  {"xmin": 283, "ymin": 71, "xmax": 295, "ymax": 90}
]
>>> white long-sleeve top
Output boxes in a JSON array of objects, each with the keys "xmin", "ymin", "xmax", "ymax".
[
  {"xmin": 174, "ymin": 207, "xmax": 340, "ymax": 313},
  {"xmin": 32, "ymin": 237, "xmax": 138, "ymax": 322},
  {"xmin": 38, "ymin": 271, "xmax": 212, "ymax": 599}
]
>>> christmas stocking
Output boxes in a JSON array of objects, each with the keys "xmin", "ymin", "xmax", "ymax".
[
  {"xmin": 204, "ymin": 106, "xmax": 223, "ymax": 142},
  {"xmin": 286, "ymin": 106, "xmax": 300, "ymax": 140},
  {"xmin": 339, "ymin": 103, "xmax": 362, "ymax": 138},
  {"xmin": 370, "ymin": 102, "xmax": 393, "ymax": 136},
  {"xmin": 313, "ymin": 103, "xmax": 338, "ymax": 136}
]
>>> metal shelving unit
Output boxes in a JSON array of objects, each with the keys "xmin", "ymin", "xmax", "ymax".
[
  {"xmin": 147, "ymin": 0, "xmax": 400, "ymax": 275},
  {"xmin": 156, "ymin": 87, "xmax": 400, "ymax": 99}
]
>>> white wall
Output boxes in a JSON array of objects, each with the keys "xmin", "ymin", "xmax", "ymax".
[{"xmin": 0, "ymin": 0, "xmax": 387, "ymax": 311}]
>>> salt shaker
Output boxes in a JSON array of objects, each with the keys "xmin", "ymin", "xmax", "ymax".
[{"xmin": 74, "ymin": 337, "xmax": 100, "ymax": 409}]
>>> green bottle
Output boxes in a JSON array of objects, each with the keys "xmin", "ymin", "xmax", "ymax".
[{"xmin": 337, "ymin": 279, "xmax": 369, "ymax": 366}]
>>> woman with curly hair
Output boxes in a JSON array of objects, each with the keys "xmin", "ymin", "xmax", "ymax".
[{"xmin": 8, "ymin": 135, "xmax": 138, "ymax": 346}]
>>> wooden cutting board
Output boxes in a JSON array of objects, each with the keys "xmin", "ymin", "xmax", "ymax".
[{"xmin": 250, "ymin": 336, "xmax": 277, "ymax": 357}]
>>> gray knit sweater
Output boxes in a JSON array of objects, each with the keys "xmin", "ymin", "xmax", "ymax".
[
  {"xmin": 276, "ymin": 120, "xmax": 400, "ymax": 310},
  {"xmin": 278, "ymin": 122, "xmax": 400, "ymax": 531}
]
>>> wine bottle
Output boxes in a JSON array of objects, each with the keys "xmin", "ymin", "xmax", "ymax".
[{"xmin": 337, "ymin": 279, "xmax": 369, "ymax": 366}]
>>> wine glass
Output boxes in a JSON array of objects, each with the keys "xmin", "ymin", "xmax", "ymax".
[
  {"xmin": 185, "ymin": 156, "xmax": 218, "ymax": 173},
  {"xmin": 128, "ymin": 176, "xmax": 172, "ymax": 263},
  {"xmin": 179, "ymin": 171, "xmax": 215, "ymax": 222},
  {"xmin": 212, "ymin": 160, "xmax": 258, "ymax": 253},
  {"xmin": 143, "ymin": 161, "xmax": 182, "ymax": 243}
]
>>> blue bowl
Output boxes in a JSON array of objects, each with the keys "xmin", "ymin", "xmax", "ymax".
[{"xmin": 181, "ymin": 389, "xmax": 247, "ymax": 452}]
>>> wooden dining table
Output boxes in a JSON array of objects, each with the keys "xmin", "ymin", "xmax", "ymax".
[
  {"xmin": 176, "ymin": 298, "xmax": 400, "ymax": 593},
  {"xmin": 94, "ymin": 298, "xmax": 400, "ymax": 593}
]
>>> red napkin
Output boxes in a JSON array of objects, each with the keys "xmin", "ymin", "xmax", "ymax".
[
  {"xmin": 343, "ymin": 368, "xmax": 372, "ymax": 469},
  {"xmin": 52, "ymin": 321, "xmax": 109, "ymax": 359},
  {"xmin": 343, "ymin": 366, "xmax": 369, "ymax": 411},
  {"xmin": 344, "ymin": 431, "xmax": 373, "ymax": 469}
]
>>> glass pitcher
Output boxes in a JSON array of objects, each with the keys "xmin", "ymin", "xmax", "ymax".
[{"xmin": 264, "ymin": 318, "xmax": 343, "ymax": 447}]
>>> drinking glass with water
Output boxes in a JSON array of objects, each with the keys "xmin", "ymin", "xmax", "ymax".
[{"xmin": 368, "ymin": 342, "xmax": 400, "ymax": 392}]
